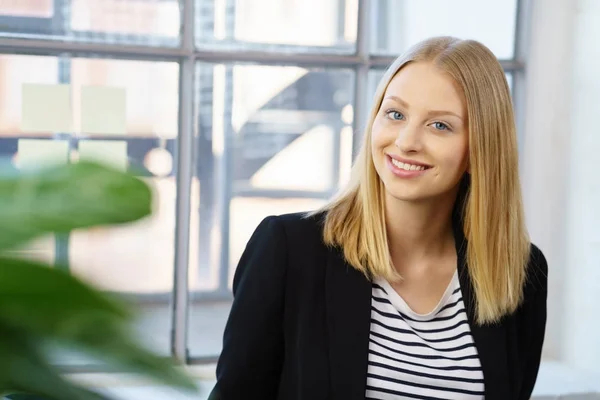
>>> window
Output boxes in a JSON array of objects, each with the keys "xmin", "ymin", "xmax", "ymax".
[
  {"xmin": 0, "ymin": 0, "xmax": 54, "ymax": 18},
  {"xmin": 371, "ymin": 0, "xmax": 518, "ymax": 59},
  {"xmin": 0, "ymin": 0, "xmax": 527, "ymax": 372},
  {"xmin": 195, "ymin": 0, "xmax": 358, "ymax": 53},
  {"xmin": 0, "ymin": 0, "xmax": 181, "ymax": 46},
  {"xmin": 0, "ymin": 53, "xmax": 178, "ymax": 361}
]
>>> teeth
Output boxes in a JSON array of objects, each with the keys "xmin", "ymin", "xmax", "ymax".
[{"xmin": 391, "ymin": 158, "xmax": 426, "ymax": 171}]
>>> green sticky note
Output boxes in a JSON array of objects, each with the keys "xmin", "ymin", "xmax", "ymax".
[
  {"xmin": 78, "ymin": 140, "xmax": 128, "ymax": 171},
  {"xmin": 81, "ymin": 86, "xmax": 127, "ymax": 135},
  {"xmin": 21, "ymin": 83, "xmax": 72, "ymax": 133},
  {"xmin": 17, "ymin": 139, "xmax": 70, "ymax": 170}
]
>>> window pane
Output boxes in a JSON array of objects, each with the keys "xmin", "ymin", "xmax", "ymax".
[
  {"xmin": 0, "ymin": 0, "xmax": 181, "ymax": 46},
  {"xmin": 0, "ymin": 0, "xmax": 53, "ymax": 17},
  {"xmin": 69, "ymin": 58, "xmax": 179, "ymax": 138},
  {"xmin": 68, "ymin": 57, "xmax": 178, "ymax": 357},
  {"xmin": 0, "ymin": 54, "xmax": 59, "ymax": 267},
  {"xmin": 0, "ymin": 53, "xmax": 179, "ymax": 361},
  {"xmin": 371, "ymin": 0, "xmax": 518, "ymax": 59},
  {"xmin": 195, "ymin": 0, "xmax": 357, "ymax": 53},
  {"xmin": 368, "ymin": 69, "xmax": 386, "ymax": 104},
  {"xmin": 188, "ymin": 63, "xmax": 354, "ymax": 357}
]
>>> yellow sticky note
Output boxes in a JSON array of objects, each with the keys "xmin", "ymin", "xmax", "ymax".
[
  {"xmin": 21, "ymin": 84, "xmax": 72, "ymax": 133},
  {"xmin": 17, "ymin": 139, "xmax": 69, "ymax": 170},
  {"xmin": 81, "ymin": 86, "xmax": 127, "ymax": 135},
  {"xmin": 78, "ymin": 140, "xmax": 128, "ymax": 171}
]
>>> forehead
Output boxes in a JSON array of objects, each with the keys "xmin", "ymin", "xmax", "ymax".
[{"xmin": 384, "ymin": 62, "xmax": 466, "ymax": 116}]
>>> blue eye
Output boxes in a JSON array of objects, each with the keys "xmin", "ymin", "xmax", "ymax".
[
  {"xmin": 386, "ymin": 110, "xmax": 404, "ymax": 120},
  {"xmin": 432, "ymin": 121, "xmax": 450, "ymax": 131}
]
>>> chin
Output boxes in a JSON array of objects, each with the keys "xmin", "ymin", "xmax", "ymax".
[{"xmin": 384, "ymin": 186, "xmax": 429, "ymax": 203}]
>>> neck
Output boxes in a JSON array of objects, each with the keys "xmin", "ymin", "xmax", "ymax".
[{"xmin": 385, "ymin": 193, "xmax": 457, "ymax": 271}]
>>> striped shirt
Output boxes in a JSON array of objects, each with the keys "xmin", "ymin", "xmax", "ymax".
[{"xmin": 366, "ymin": 270, "xmax": 485, "ymax": 399}]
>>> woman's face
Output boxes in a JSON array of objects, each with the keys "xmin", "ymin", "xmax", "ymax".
[{"xmin": 371, "ymin": 61, "xmax": 469, "ymax": 204}]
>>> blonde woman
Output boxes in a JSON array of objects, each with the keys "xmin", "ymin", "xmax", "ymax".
[{"xmin": 211, "ymin": 37, "xmax": 548, "ymax": 400}]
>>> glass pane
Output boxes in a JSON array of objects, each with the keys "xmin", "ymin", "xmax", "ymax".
[
  {"xmin": 368, "ymin": 69, "xmax": 386, "ymax": 103},
  {"xmin": 0, "ymin": 54, "xmax": 59, "ymax": 262},
  {"xmin": 68, "ymin": 57, "xmax": 179, "ymax": 357},
  {"xmin": 0, "ymin": 0, "xmax": 53, "ymax": 17},
  {"xmin": 0, "ymin": 53, "xmax": 179, "ymax": 361},
  {"xmin": 0, "ymin": 0, "xmax": 181, "ymax": 46},
  {"xmin": 188, "ymin": 63, "xmax": 354, "ymax": 357},
  {"xmin": 195, "ymin": 0, "xmax": 357, "ymax": 53},
  {"xmin": 371, "ymin": 0, "xmax": 518, "ymax": 59}
]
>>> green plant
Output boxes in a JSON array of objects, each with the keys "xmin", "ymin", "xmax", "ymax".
[{"xmin": 0, "ymin": 161, "xmax": 197, "ymax": 400}]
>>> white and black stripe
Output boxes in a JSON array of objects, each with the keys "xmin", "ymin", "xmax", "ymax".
[{"xmin": 366, "ymin": 271, "xmax": 485, "ymax": 400}]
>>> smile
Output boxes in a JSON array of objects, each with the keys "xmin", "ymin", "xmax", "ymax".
[
  {"xmin": 391, "ymin": 158, "xmax": 427, "ymax": 171},
  {"xmin": 386, "ymin": 155, "xmax": 431, "ymax": 178}
]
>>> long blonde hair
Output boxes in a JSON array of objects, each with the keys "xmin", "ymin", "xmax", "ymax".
[{"xmin": 316, "ymin": 37, "xmax": 530, "ymax": 325}]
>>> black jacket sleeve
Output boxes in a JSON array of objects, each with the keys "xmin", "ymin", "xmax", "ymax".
[
  {"xmin": 209, "ymin": 216, "xmax": 287, "ymax": 399},
  {"xmin": 518, "ymin": 244, "xmax": 548, "ymax": 400}
]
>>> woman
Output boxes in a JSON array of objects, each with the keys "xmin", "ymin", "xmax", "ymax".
[{"xmin": 210, "ymin": 36, "xmax": 548, "ymax": 400}]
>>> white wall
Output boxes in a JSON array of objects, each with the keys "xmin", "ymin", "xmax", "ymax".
[
  {"xmin": 562, "ymin": 0, "xmax": 600, "ymax": 375},
  {"xmin": 523, "ymin": 0, "xmax": 600, "ymax": 375},
  {"xmin": 521, "ymin": 0, "xmax": 574, "ymax": 361}
]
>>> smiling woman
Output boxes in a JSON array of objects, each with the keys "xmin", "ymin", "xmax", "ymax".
[{"xmin": 211, "ymin": 37, "xmax": 547, "ymax": 400}]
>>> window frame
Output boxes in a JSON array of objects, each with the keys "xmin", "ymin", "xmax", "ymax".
[{"xmin": 0, "ymin": 0, "xmax": 530, "ymax": 367}]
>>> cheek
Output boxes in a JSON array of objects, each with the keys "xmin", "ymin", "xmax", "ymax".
[
  {"xmin": 370, "ymin": 123, "xmax": 384, "ymax": 153},
  {"xmin": 445, "ymin": 140, "xmax": 469, "ymax": 172},
  {"xmin": 370, "ymin": 119, "xmax": 390, "ymax": 150}
]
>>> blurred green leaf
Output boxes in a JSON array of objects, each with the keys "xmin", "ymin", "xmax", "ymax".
[
  {"xmin": 0, "ymin": 161, "xmax": 152, "ymax": 251},
  {"xmin": 0, "ymin": 257, "xmax": 130, "ymax": 337},
  {"xmin": 0, "ymin": 324, "xmax": 112, "ymax": 400},
  {"xmin": 0, "ymin": 258, "xmax": 197, "ymax": 393}
]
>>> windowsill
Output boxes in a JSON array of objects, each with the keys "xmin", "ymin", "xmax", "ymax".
[
  {"xmin": 532, "ymin": 361, "xmax": 600, "ymax": 399},
  {"xmin": 62, "ymin": 361, "xmax": 600, "ymax": 400}
]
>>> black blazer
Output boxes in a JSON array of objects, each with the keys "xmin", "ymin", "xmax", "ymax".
[{"xmin": 210, "ymin": 212, "xmax": 548, "ymax": 400}]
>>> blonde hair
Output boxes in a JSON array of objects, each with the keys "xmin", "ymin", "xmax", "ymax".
[{"xmin": 315, "ymin": 37, "xmax": 530, "ymax": 325}]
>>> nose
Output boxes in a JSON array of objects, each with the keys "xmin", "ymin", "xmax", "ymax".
[{"xmin": 394, "ymin": 123, "xmax": 423, "ymax": 153}]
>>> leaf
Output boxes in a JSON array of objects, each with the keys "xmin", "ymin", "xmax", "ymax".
[
  {"xmin": 0, "ymin": 161, "xmax": 152, "ymax": 251},
  {"xmin": 0, "ymin": 324, "xmax": 113, "ymax": 400},
  {"xmin": 0, "ymin": 257, "xmax": 131, "ymax": 336},
  {"xmin": 0, "ymin": 258, "xmax": 198, "ymax": 393}
]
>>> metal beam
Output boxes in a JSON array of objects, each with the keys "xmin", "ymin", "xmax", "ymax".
[
  {"xmin": 188, "ymin": 355, "xmax": 220, "ymax": 365},
  {"xmin": 171, "ymin": 0, "xmax": 195, "ymax": 364},
  {"xmin": 194, "ymin": 47, "xmax": 360, "ymax": 66},
  {"xmin": 0, "ymin": 36, "xmax": 187, "ymax": 60},
  {"xmin": 231, "ymin": 184, "xmax": 333, "ymax": 199},
  {"xmin": 0, "ymin": 36, "xmax": 524, "ymax": 70},
  {"xmin": 512, "ymin": 0, "xmax": 533, "ymax": 166},
  {"xmin": 351, "ymin": 0, "xmax": 371, "ymax": 159}
]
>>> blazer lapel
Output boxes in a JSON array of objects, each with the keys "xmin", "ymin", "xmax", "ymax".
[
  {"xmin": 325, "ymin": 247, "xmax": 372, "ymax": 400},
  {"xmin": 454, "ymin": 223, "xmax": 511, "ymax": 400}
]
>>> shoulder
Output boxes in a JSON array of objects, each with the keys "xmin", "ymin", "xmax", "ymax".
[
  {"xmin": 524, "ymin": 243, "xmax": 548, "ymax": 295},
  {"xmin": 234, "ymin": 210, "xmax": 329, "ymax": 293},
  {"xmin": 258, "ymin": 210, "xmax": 327, "ymax": 244}
]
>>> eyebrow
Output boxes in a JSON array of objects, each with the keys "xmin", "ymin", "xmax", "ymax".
[{"xmin": 383, "ymin": 95, "xmax": 464, "ymax": 121}]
